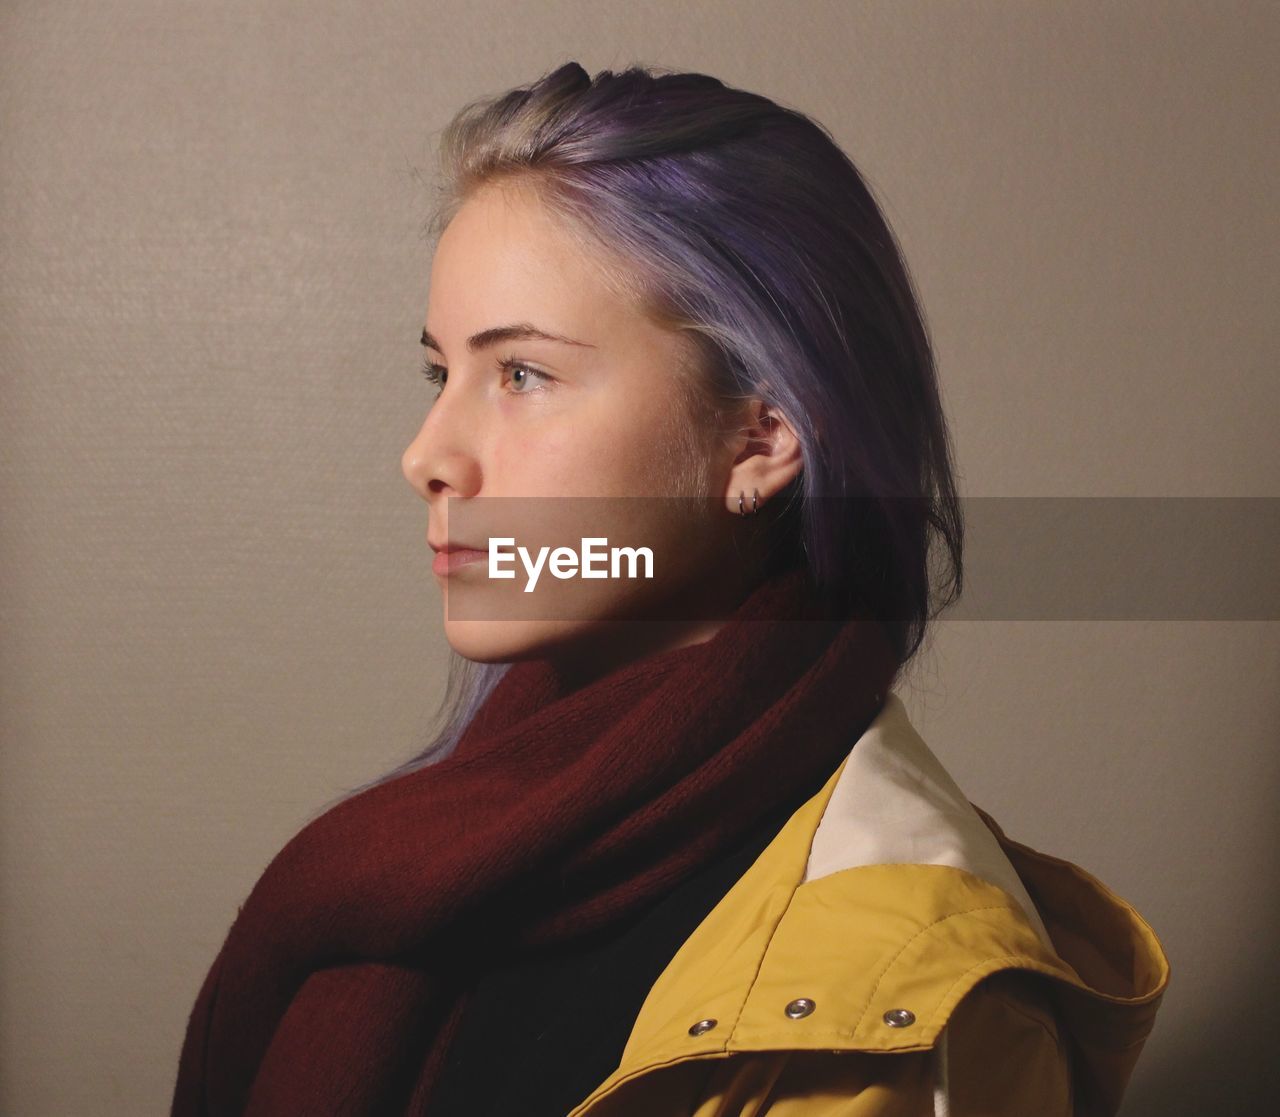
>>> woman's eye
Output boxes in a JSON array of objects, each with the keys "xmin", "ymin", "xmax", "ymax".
[
  {"xmin": 419, "ymin": 358, "xmax": 446, "ymax": 393},
  {"xmin": 417, "ymin": 356, "xmax": 552, "ymax": 397},
  {"xmin": 498, "ymin": 356, "xmax": 552, "ymax": 394}
]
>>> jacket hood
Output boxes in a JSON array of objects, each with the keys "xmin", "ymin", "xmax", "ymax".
[{"xmin": 570, "ymin": 692, "xmax": 1170, "ymax": 1117}]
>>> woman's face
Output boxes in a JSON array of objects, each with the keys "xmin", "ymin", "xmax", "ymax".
[{"xmin": 402, "ymin": 181, "xmax": 799, "ymax": 681}]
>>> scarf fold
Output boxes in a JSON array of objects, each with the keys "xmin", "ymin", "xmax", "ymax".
[{"xmin": 171, "ymin": 563, "xmax": 900, "ymax": 1116}]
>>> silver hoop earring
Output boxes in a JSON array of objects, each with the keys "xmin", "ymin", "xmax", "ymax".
[{"xmin": 737, "ymin": 488, "xmax": 760, "ymax": 516}]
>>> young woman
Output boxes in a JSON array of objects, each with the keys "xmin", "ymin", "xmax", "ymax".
[{"xmin": 172, "ymin": 63, "xmax": 1169, "ymax": 1117}]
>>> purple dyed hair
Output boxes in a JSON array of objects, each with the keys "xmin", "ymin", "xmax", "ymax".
[{"xmin": 324, "ymin": 61, "xmax": 963, "ymax": 804}]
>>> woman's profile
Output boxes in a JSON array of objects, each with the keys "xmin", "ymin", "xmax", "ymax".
[{"xmin": 171, "ymin": 61, "xmax": 1169, "ymax": 1117}]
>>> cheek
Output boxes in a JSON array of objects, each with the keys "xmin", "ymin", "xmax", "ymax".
[
  {"xmin": 493, "ymin": 411, "xmax": 672, "ymax": 495},
  {"xmin": 490, "ymin": 423, "xmax": 609, "ymax": 493}
]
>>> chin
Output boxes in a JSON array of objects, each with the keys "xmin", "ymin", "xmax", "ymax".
[{"xmin": 441, "ymin": 616, "xmax": 584, "ymax": 664}]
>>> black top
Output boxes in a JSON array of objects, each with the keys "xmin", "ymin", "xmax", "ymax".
[{"xmin": 426, "ymin": 781, "xmax": 825, "ymax": 1116}]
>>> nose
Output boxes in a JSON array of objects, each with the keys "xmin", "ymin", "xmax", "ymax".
[{"xmin": 401, "ymin": 400, "xmax": 481, "ymax": 506}]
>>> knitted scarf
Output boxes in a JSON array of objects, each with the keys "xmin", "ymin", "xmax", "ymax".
[{"xmin": 170, "ymin": 562, "xmax": 900, "ymax": 1115}]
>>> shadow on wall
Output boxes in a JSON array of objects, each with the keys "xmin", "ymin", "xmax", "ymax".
[{"xmin": 1119, "ymin": 702, "xmax": 1280, "ymax": 1116}]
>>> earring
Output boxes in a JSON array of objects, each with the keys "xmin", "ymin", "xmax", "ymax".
[{"xmin": 737, "ymin": 488, "xmax": 760, "ymax": 516}]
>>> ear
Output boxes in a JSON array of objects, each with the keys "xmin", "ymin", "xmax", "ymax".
[{"xmin": 723, "ymin": 399, "xmax": 804, "ymax": 515}]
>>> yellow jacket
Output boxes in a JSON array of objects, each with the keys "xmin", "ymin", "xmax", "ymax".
[{"xmin": 568, "ymin": 693, "xmax": 1170, "ymax": 1116}]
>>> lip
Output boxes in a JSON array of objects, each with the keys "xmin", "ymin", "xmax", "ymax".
[{"xmin": 429, "ymin": 538, "xmax": 489, "ymax": 577}]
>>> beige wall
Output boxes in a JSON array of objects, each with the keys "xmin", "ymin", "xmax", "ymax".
[{"xmin": 2, "ymin": 1, "xmax": 1275, "ymax": 1113}]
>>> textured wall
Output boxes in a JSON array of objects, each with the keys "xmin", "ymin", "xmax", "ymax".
[{"xmin": 2, "ymin": 1, "xmax": 1276, "ymax": 1113}]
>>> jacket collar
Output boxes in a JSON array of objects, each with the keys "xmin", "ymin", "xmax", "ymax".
[{"xmin": 569, "ymin": 693, "xmax": 1169, "ymax": 1113}]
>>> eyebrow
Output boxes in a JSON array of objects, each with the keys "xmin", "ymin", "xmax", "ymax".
[{"xmin": 420, "ymin": 323, "xmax": 596, "ymax": 355}]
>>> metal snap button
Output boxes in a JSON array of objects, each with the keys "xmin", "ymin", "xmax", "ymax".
[
  {"xmin": 784, "ymin": 997, "xmax": 816, "ymax": 1018},
  {"xmin": 688, "ymin": 1017, "xmax": 718, "ymax": 1036},
  {"xmin": 883, "ymin": 1008, "xmax": 916, "ymax": 1028}
]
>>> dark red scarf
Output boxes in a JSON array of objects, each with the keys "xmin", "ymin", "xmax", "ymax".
[{"xmin": 171, "ymin": 563, "xmax": 899, "ymax": 1116}]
